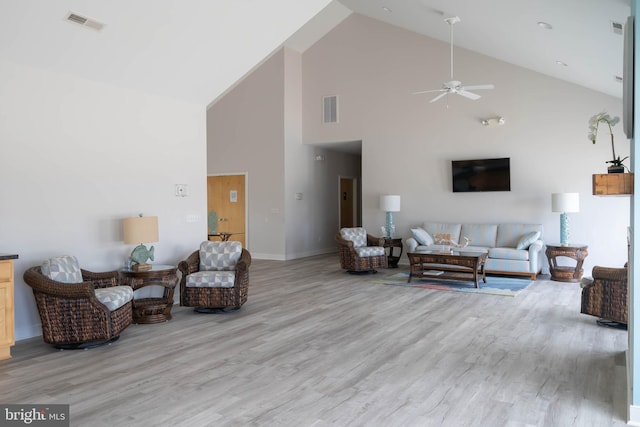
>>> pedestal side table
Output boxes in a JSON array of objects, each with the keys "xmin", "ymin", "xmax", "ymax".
[
  {"xmin": 119, "ymin": 264, "xmax": 178, "ymax": 324},
  {"xmin": 545, "ymin": 244, "xmax": 588, "ymax": 282}
]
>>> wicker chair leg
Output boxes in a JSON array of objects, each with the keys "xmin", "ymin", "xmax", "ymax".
[
  {"xmin": 54, "ymin": 335, "xmax": 120, "ymax": 350},
  {"xmin": 596, "ymin": 319, "xmax": 627, "ymax": 330}
]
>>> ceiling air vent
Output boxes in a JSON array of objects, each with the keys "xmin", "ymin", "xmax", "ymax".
[
  {"xmin": 611, "ymin": 21, "xmax": 624, "ymax": 35},
  {"xmin": 65, "ymin": 12, "xmax": 104, "ymax": 31},
  {"xmin": 323, "ymin": 95, "xmax": 338, "ymax": 124}
]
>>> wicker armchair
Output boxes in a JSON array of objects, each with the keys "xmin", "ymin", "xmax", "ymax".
[
  {"xmin": 336, "ymin": 227, "xmax": 388, "ymax": 273},
  {"xmin": 581, "ymin": 264, "xmax": 628, "ymax": 328},
  {"xmin": 23, "ymin": 256, "xmax": 133, "ymax": 349},
  {"xmin": 178, "ymin": 241, "xmax": 251, "ymax": 313}
]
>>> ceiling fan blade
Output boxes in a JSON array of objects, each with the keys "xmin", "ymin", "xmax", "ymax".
[
  {"xmin": 429, "ymin": 92, "xmax": 450, "ymax": 103},
  {"xmin": 457, "ymin": 90, "xmax": 481, "ymax": 100},
  {"xmin": 461, "ymin": 84, "xmax": 494, "ymax": 91},
  {"xmin": 412, "ymin": 88, "xmax": 446, "ymax": 95}
]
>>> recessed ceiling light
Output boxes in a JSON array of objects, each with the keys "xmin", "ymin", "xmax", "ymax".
[
  {"xmin": 537, "ymin": 21, "xmax": 553, "ymax": 30},
  {"xmin": 382, "ymin": 6, "xmax": 392, "ymax": 13},
  {"xmin": 556, "ymin": 60, "xmax": 568, "ymax": 66}
]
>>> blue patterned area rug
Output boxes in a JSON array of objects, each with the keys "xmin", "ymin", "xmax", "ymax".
[{"xmin": 371, "ymin": 272, "xmax": 533, "ymax": 297}]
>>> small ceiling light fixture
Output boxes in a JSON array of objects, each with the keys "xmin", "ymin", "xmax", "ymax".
[
  {"xmin": 537, "ymin": 21, "xmax": 553, "ymax": 30},
  {"xmin": 556, "ymin": 60, "xmax": 568, "ymax": 67},
  {"xmin": 481, "ymin": 116, "xmax": 505, "ymax": 126},
  {"xmin": 382, "ymin": 6, "xmax": 392, "ymax": 13}
]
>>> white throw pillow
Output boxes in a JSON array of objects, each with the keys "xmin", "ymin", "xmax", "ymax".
[
  {"xmin": 516, "ymin": 231, "xmax": 541, "ymax": 250},
  {"xmin": 411, "ymin": 228, "xmax": 434, "ymax": 246}
]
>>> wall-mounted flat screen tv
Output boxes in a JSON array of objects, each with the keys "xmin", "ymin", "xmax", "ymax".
[{"xmin": 452, "ymin": 157, "xmax": 511, "ymax": 192}]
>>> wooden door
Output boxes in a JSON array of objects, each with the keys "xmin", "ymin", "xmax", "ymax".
[
  {"xmin": 207, "ymin": 175, "xmax": 246, "ymax": 247},
  {"xmin": 340, "ymin": 177, "xmax": 355, "ymax": 229}
]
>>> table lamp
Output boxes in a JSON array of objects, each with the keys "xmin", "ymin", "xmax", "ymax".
[
  {"xmin": 551, "ymin": 193, "xmax": 579, "ymax": 246},
  {"xmin": 123, "ymin": 214, "xmax": 159, "ymax": 271},
  {"xmin": 379, "ymin": 195, "xmax": 401, "ymax": 238}
]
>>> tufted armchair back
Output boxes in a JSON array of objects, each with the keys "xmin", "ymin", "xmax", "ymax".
[
  {"xmin": 199, "ymin": 241, "xmax": 243, "ymax": 271},
  {"xmin": 339, "ymin": 227, "xmax": 368, "ymax": 248}
]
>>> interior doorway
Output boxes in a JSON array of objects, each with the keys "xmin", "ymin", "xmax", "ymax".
[
  {"xmin": 339, "ymin": 176, "xmax": 360, "ymax": 229},
  {"xmin": 207, "ymin": 174, "xmax": 247, "ymax": 247}
]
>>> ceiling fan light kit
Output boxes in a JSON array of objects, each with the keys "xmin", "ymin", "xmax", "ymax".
[{"xmin": 413, "ymin": 16, "xmax": 495, "ymax": 103}]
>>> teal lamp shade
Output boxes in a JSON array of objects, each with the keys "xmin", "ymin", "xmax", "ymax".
[
  {"xmin": 551, "ymin": 193, "xmax": 579, "ymax": 246},
  {"xmin": 380, "ymin": 195, "xmax": 401, "ymax": 238}
]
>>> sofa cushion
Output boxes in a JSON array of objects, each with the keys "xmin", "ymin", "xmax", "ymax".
[
  {"xmin": 422, "ymin": 223, "xmax": 462, "ymax": 244},
  {"xmin": 411, "ymin": 228, "xmax": 434, "ymax": 246},
  {"xmin": 186, "ymin": 271, "xmax": 236, "ymax": 288},
  {"xmin": 199, "ymin": 241, "xmax": 242, "ymax": 271},
  {"xmin": 460, "ymin": 224, "xmax": 498, "ymax": 248},
  {"xmin": 339, "ymin": 227, "xmax": 367, "ymax": 248},
  {"xmin": 95, "ymin": 286, "xmax": 134, "ymax": 311},
  {"xmin": 516, "ymin": 231, "xmax": 541, "ymax": 250},
  {"xmin": 489, "ymin": 247, "xmax": 530, "ymax": 261},
  {"xmin": 496, "ymin": 224, "xmax": 543, "ymax": 248},
  {"xmin": 41, "ymin": 255, "xmax": 83, "ymax": 283}
]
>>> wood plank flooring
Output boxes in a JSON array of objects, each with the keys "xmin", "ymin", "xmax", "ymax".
[{"xmin": 0, "ymin": 254, "xmax": 629, "ymax": 426}]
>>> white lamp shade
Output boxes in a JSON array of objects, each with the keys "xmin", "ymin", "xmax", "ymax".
[
  {"xmin": 123, "ymin": 216, "xmax": 159, "ymax": 244},
  {"xmin": 551, "ymin": 193, "xmax": 580, "ymax": 213},
  {"xmin": 380, "ymin": 195, "xmax": 401, "ymax": 212}
]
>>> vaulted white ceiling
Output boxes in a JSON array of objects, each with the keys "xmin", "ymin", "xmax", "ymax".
[
  {"xmin": 0, "ymin": 0, "xmax": 334, "ymax": 106},
  {"xmin": 0, "ymin": 0, "xmax": 630, "ymax": 109},
  {"xmin": 338, "ymin": 0, "xmax": 631, "ymax": 99}
]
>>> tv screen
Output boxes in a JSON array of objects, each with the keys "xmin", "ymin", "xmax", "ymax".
[{"xmin": 452, "ymin": 158, "xmax": 511, "ymax": 192}]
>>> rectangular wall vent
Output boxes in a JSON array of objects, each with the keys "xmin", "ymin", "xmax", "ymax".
[
  {"xmin": 65, "ymin": 12, "xmax": 105, "ymax": 31},
  {"xmin": 323, "ymin": 95, "xmax": 338, "ymax": 124},
  {"xmin": 615, "ymin": 75, "xmax": 623, "ymax": 83},
  {"xmin": 611, "ymin": 21, "xmax": 624, "ymax": 35}
]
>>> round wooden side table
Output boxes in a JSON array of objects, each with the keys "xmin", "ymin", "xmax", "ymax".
[
  {"xmin": 119, "ymin": 264, "xmax": 178, "ymax": 324},
  {"xmin": 545, "ymin": 244, "xmax": 588, "ymax": 282}
]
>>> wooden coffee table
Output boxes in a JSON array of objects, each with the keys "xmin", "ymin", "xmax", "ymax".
[{"xmin": 407, "ymin": 250, "xmax": 488, "ymax": 288}]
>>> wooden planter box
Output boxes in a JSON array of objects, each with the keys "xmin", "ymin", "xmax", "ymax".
[{"xmin": 592, "ymin": 173, "xmax": 634, "ymax": 195}]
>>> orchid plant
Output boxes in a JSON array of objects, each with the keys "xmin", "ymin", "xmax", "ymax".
[{"xmin": 588, "ymin": 111, "xmax": 628, "ymax": 169}]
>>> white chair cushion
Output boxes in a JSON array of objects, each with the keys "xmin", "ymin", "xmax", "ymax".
[
  {"xmin": 41, "ymin": 255, "xmax": 83, "ymax": 283},
  {"xmin": 199, "ymin": 241, "xmax": 242, "ymax": 271},
  {"xmin": 95, "ymin": 286, "xmax": 134, "ymax": 311},
  {"xmin": 355, "ymin": 246, "xmax": 385, "ymax": 257},
  {"xmin": 186, "ymin": 271, "xmax": 235, "ymax": 288}
]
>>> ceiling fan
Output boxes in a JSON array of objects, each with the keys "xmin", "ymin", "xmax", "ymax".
[{"xmin": 413, "ymin": 16, "xmax": 494, "ymax": 103}]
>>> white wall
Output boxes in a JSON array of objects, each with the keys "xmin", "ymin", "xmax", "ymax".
[
  {"xmin": 207, "ymin": 48, "xmax": 361, "ymax": 260},
  {"xmin": 0, "ymin": 60, "xmax": 206, "ymax": 340},
  {"xmin": 302, "ymin": 14, "xmax": 629, "ymax": 272}
]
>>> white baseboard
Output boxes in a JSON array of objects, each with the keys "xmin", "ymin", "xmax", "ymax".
[
  {"xmin": 629, "ymin": 405, "xmax": 640, "ymax": 425},
  {"xmin": 251, "ymin": 247, "xmax": 335, "ymax": 261},
  {"xmin": 15, "ymin": 323, "xmax": 42, "ymax": 342}
]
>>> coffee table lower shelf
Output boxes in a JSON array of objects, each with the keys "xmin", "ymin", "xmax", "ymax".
[{"xmin": 407, "ymin": 251, "xmax": 488, "ymax": 288}]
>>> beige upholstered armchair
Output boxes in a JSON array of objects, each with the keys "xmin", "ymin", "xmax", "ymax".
[
  {"xmin": 178, "ymin": 241, "xmax": 251, "ymax": 313},
  {"xmin": 23, "ymin": 255, "xmax": 134, "ymax": 349},
  {"xmin": 335, "ymin": 227, "xmax": 388, "ymax": 273},
  {"xmin": 580, "ymin": 264, "xmax": 628, "ymax": 328}
]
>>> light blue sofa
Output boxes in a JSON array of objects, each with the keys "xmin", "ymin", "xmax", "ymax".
[{"xmin": 405, "ymin": 222, "xmax": 544, "ymax": 279}]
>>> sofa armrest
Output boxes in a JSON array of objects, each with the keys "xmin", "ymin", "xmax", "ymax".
[
  {"xmin": 527, "ymin": 239, "xmax": 544, "ymax": 274},
  {"xmin": 405, "ymin": 237, "xmax": 419, "ymax": 253}
]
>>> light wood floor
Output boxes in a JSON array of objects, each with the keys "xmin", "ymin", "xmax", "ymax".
[{"xmin": 0, "ymin": 254, "xmax": 629, "ymax": 426}]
